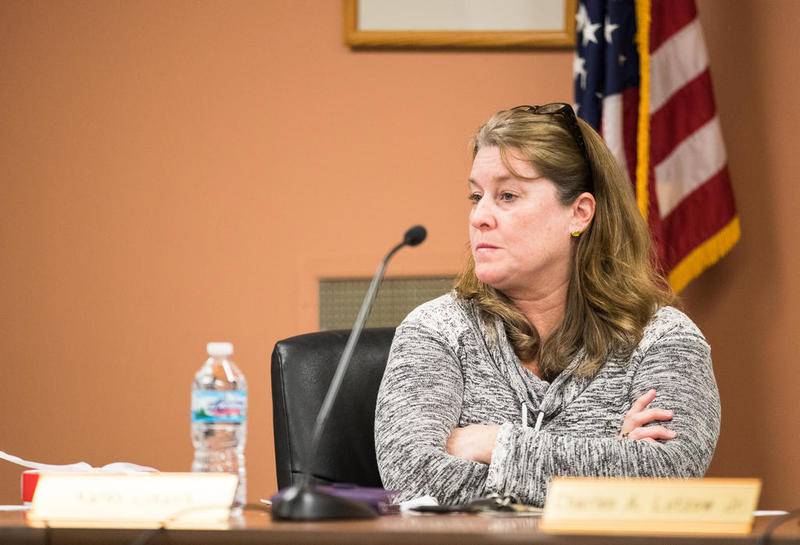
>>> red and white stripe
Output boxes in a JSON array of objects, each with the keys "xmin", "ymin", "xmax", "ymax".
[
  {"xmin": 647, "ymin": 0, "xmax": 736, "ymax": 271},
  {"xmin": 596, "ymin": 0, "xmax": 737, "ymax": 285}
]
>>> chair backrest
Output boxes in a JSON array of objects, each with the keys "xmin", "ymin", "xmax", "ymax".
[{"xmin": 270, "ymin": 328, "xmax": 395, "ymax": 490}]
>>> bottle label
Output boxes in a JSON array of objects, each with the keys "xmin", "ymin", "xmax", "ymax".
[{"xmin": 191, "ymin": 390, "xmax": 247, "ymax": 423}]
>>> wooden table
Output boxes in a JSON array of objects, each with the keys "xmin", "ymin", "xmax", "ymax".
[{"xmin": 0, "ymin": 511, "xmax": 798, "ymax": 545}]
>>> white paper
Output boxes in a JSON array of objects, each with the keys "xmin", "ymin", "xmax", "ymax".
[
  {"xmin": 0, "ymin": 450, "xmax": 157, "ymax": 473},
  {"xmin": 400, "ymin": 495, "xmax": 439, "ymax": 513}
]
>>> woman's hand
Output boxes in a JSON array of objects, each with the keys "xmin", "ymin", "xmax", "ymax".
[
  {"xmin": 619, "ymin": 388, "xmax": 676, "ymax": 442},
  {"xmin": 446, "ymin": 424, "xmax": 501, "ymax": 464}
]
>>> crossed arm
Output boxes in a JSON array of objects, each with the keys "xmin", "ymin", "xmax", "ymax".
[
  {"xmin": 374, "ymin": 318, "xmax": 720, "ymax": 505},
  {"xmin": 447, "ymin": 388, "xmax": 676, "ymax": 463}
]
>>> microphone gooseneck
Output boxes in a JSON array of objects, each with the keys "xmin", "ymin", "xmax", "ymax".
[
  {"xmin": 301, "ymin": 224, "xmax": 426, "ymax": 485},
  {"xmin": 272, "ymin": 225, "xmax": 427, "ymax": 521}
]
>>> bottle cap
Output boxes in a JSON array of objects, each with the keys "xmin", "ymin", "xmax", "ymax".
[{"xmin": 207, "ymin": 342, "xmax": 233, "ymax": 357}]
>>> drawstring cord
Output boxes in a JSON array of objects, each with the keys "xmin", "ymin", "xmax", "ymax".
[{"xmin": 521, "ymin": 403, "xmax": 545, "ymax": 433}]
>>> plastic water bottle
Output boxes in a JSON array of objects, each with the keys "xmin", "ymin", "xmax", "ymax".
[{"xmin": 191, "ymin": 342, "xmax": 247, "ymax": 509}]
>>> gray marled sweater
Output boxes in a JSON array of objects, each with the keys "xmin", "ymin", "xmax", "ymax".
[{"xmin": 374, "ymin": 293, "xmax": 720, "ymax": 506}]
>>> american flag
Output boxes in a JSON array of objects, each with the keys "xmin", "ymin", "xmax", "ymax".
[{"xmin": 574, "ymin": 0, "xmax": 739, "ymax": 293}]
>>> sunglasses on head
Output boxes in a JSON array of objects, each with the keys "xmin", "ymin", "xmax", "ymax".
[{"xmin": 510, "ymin": 103, "xmax": 594, "ymax": 192}]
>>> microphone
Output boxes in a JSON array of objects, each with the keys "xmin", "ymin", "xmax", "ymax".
[
  {"xmin": 403, "ymin": 225, "xmax": 426, "ymax": 247},
  {"xmin": 272, "ymin": 225, "xmax": 427, "ymax": 521}
]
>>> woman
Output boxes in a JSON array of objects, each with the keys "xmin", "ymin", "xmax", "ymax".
[{"xmin": 374, "ymin": 104, "xmax": 721, "ymax": 506}]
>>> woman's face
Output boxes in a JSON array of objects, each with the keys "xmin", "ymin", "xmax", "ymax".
[{"xmin": 468, "ymin": 146, "xmax": 576, "ymax": 298}]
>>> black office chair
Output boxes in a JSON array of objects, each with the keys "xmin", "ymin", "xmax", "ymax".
[{"xmin": 271, "ymin": 328, "xmax": 396, "ymax": 490}]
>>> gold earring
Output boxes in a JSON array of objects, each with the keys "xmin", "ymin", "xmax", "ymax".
[{"xmin": 570, "ymin": 230, "xmax": 582, "ymax": 238}]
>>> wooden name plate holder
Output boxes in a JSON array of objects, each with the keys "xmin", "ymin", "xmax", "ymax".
[
  {"xmin": 541, "ymin": 477, "xmax": 762, "ymax": 535},
  {"xmin": 26, "ymin": 472, "xmax": 238, "ymax": 529}
]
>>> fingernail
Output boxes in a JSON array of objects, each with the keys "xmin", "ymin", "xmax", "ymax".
[{"xmin": 669, "ymin": 430, "xmax": 677, "ymax": 437}]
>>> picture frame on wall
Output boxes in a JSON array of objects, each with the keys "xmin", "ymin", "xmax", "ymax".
[{"xmin": 344, "ymin": 0, "xmax": 577, "ymax": 49}]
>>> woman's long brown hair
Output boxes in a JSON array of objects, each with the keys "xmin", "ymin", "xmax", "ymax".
[{"xmin": 455, "ymin": 107, "xmax": 674, "ymax": 380}]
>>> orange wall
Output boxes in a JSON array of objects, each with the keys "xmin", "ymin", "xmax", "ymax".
[
  {"xmin": 684, "ymin": 0, "xmax": 800, "ymax": 509},
  {"xmin": 0, "ymin": 1, "xmax": 797, "ymax": 509}
]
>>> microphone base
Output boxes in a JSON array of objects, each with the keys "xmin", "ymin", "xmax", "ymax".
[{"xmin": 271, "ymin": 484, "xmax": 378, "ymax": 521}]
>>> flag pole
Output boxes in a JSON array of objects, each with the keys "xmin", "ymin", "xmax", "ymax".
[{"xmin": 634, "ymin": 0, "xmax": 652, "ymax": 221}]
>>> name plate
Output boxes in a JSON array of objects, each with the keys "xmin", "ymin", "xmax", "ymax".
[
  {"xmin": 26, "ymin": 472, "xmax": 238, "ymax": 529},
  {"xmin": 541, "ymin": 477, "xmax": 761, "ymax": 535}
]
